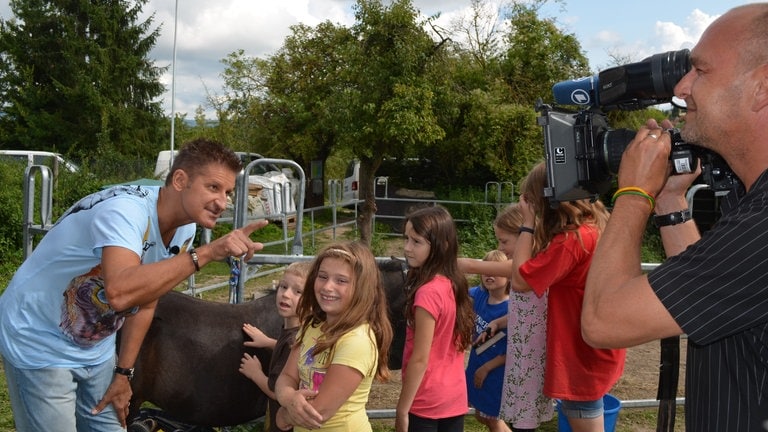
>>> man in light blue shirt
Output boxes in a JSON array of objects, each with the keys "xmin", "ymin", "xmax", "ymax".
[{"xmin": 0, "ymin": 138, "xmax": 268, "ymax": 431}]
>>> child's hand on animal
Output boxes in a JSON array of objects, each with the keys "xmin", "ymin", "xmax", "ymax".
[
  {"xmin": 238, "ymin": 353, "xmax": 264, "ymax": 381},
  {"xmin": 243, "ymin": 323, "xmax": 276, "ymax": 349}
]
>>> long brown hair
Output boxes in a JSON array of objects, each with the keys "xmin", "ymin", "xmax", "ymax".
[
  {"xmin": 295, "ymin": 242, "xmax": 393, "ymax": 381},
  {"xmin": 403, "ymin": 205, "xmax": 474, "ymax": 351},
  {"xmin": 521, "ymin": 162, "xmax": 609, "ymax": 252}
]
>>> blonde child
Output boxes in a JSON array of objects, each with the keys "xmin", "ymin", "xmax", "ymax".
[
  {"xmin": 274, "ymin": 242, "xmax": 393, "ymax": 431},
  {"xmin": 239, "ymin": 261, "xmax": 312, "ymax": 432},
  {"xmin": 481, "ymin": 204, "xmax": 552, "ymax": 432},
  {"xmin": 396, "ymin": 205, "xmax": 475, "ymax": 432},
  {"xmin": 461, "ymin": 163, "xmax": 625, "ymax": 432},
  {"xmin": 466, "ymin": 250, "xmax": 512, "ymax": 432}
]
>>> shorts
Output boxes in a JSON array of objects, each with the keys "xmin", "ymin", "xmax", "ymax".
[{"xmin": 559, "ymin": 397, "xmax": 604, "ymax": 420}]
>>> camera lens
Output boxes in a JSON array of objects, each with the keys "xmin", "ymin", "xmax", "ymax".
[
  {"xmin": 649, "ymin": 49, "xmax": 691, "ymax": 97},
  {"xmin": 598, "ymin": 49, "xmax": 690, "ymax": 107},
  {"xmin": 600, "ymin": 128, "xmax": 637, "ymax": 175}
]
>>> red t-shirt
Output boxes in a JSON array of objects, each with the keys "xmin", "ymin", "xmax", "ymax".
[
  {"xmin": 520, "ymin": 224, "xmax": 625, "ymax": 400},
  {"xmin": 402, "ymin": 275, "xmax": 469, "ymax": 418}
]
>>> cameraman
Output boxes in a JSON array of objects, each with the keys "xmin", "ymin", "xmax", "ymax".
[{"xmin": 582, "ymin": 4, "xmax": 768, "ymax": 431}]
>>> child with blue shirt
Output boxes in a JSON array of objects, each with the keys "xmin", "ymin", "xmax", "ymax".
[{"xmin": 466, "ymin": 250, "xmax": 512, "ymax": 432}]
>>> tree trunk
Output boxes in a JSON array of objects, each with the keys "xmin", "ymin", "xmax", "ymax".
[{"xmin": 357, "ymin": 158, "xmax": 380, "ymax": 245}]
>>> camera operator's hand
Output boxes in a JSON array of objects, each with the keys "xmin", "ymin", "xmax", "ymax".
[
  {"xmin": 655, "ymin": 160, "xmax": 701, "ymax": 214},
  {"xmin": 617, "ymin": 119, "xmax": 673, "ymax": 198},
  {"xmin": 653, "ymin": 118, "xmax": 702, "ymax": 213}
]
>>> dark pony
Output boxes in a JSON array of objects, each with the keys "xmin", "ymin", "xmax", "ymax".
[{"xmin": 125, "ymin": 258, "xmax": 408, "ymax": 428}]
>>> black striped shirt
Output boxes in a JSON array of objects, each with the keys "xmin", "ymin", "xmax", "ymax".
[{"xmin": 649, "ymin": 171, "xmax": 768, "ymax": 432}]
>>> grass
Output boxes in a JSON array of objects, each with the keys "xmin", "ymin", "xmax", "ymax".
[{"xmin": 0, "ymin": 361, "xmax": 13, "ymax": 432}]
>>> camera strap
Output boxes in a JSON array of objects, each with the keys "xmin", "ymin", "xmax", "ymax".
[{"xmin": 655, "ymin": 336, "xmax": 680, "ymax": 432}]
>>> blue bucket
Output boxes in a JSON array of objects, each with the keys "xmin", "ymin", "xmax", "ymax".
[{"xmin": 556, "ymin": 394, "xmax": 621, "ymax": 432}]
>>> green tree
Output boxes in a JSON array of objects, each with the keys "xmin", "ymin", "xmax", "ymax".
[
  {"xmin": 501, "ymin": 2, "xmax": 590, "ymax": 106},
  {"xmin": 338, "ymin": 0, "xmax": 447, "ymax": 243},
  {"xmin": 206, "ymin": 49, "xmax": 271, "ymax": 152},
  {"xmin": 212, "ymin": 23, "xmax": 355, "ymax": 207},
  {"xmin": 423, "ymin": 0, "xmax": 583, "ymax": 190},
  {"xmin": 448, "ymin": 0, "xmax": 505, "ymax": 69},
  {"xmin": 206, "ymin": 0, "xmax": 597, "ymax": 241},
  {"xmin": 217, "ymin": 0, "xmax": 450, "ymax": 244},
  {"xmin": 265, "ymin": 23, "xmax": 355, "ymax": 168},
  {"xmin": 0, "ymin": 0, "xmax": 167, "ymax": 158}
]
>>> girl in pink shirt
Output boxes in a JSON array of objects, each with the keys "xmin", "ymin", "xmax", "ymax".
[{"xmin": 396, "ymin": 206, "xmax": 475, "ymax": 432}]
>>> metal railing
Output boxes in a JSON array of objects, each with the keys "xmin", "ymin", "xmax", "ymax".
[{"xmin": 22, "ymin": 165, "xmax": 54, "ymax": 259}]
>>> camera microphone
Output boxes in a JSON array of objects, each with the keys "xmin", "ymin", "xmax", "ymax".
[
  {"xmin": 552, "ymin": 75, "xmax": 599, "ymax": 106},
  {"xmin": 168, "ymin": 246, "xmax": 180, "ymax": 255}
]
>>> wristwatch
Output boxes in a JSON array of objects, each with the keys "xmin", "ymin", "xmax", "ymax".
[
  {"xmin": 188, "ymin": 248, "xmax": 200, "ymax": 272},
  {"xmin": 654, "ymin": 209, "xmax": 692, "ymax": 227},
  {"xmin": 114, "ymin": 366, "xmax": 135, "ymax": 381}
]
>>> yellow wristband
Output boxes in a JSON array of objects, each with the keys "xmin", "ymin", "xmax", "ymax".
[{"xmin": 611, "ymin": 187, "xmax": 655, "ymax": 212}]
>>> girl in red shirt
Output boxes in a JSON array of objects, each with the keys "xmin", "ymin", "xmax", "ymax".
[{"xmin": 461, "ymin": 163, "xmax": 625, "ymax": 432}]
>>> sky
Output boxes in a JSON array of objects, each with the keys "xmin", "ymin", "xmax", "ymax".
[{"xmin": 0, "ymin": 0, "xmax": 760, "ymax": 119}]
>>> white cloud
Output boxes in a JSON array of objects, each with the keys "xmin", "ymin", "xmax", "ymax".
[
  {"xmin": 0, "ymin": 1, "xmax": 749, "ymax": 118},
  {"xmin": 655, "ymin": 9, "xmax": 719, "ymax": 53},
  {"xmin": 142, "ymin": 0, "xmax": 358, "ymax": 117},
  {"xmin": 593, "ymin": 29, "xmax": 622, "ymax": 46}
]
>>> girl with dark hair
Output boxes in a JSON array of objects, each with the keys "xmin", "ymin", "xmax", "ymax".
[{"xmin": 396, "ymin": 205, "xmax": 474, "ymax": 432}]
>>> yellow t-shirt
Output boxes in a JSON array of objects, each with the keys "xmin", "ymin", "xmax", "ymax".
[{"xmin": 296, "ymin": 323, "xmax": 378, "ymax": 432}]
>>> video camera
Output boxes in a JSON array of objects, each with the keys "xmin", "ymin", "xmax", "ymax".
[{"xmin": 538, "ymin": 48, "xmax": 740, "ymax": 205}]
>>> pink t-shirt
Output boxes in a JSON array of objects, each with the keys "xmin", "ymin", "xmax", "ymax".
[
  {"xmin": 402, "ymin": 275, "xmax": 469, "ymax": 418},
  {"xmin": 520, "ymin": 224, "xmax": 626, "ymax": 400}
]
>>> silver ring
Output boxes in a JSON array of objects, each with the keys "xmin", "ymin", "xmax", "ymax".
[{"xmin": 648, "ymin": 134, "xmax": 659, "ymax": 139}]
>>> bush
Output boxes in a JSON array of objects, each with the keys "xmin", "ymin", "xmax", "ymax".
[
  {"xmin": 0, "ymin": 161, "xmax": 26, "ymax": 290},
  {"xmin": 53, "ymin": 167, "xmax": 108, "ymax": 216},
  {"xmin": 0, "ymin": 155, "xmax": 144, "ymax": 292},
  {"xmin": 0, "ymin": 160, "xmax": 25, "ymax": 250}
]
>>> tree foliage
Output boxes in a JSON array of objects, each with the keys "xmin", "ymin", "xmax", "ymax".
[
  {"xmin": 264, "ymin": 22, "xmax": 355, "ymax": 165},
  {"xmin": 423, "ymin": 1, "xmax": 586, "ymax": 189},
  {"xmin": 501, "ymin": 2, "xmax": 590, "ymax": 105},
  {"xmin": 337, "ymin": 0, "xmax": 449, "ymax": 241},
  {"xmin": 0, "ymin": 0, "xmax": 167, "ymax": 159},
  {"xmin": 190, "ymin": 0, "xmax": 592, "ymax": 242}
]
